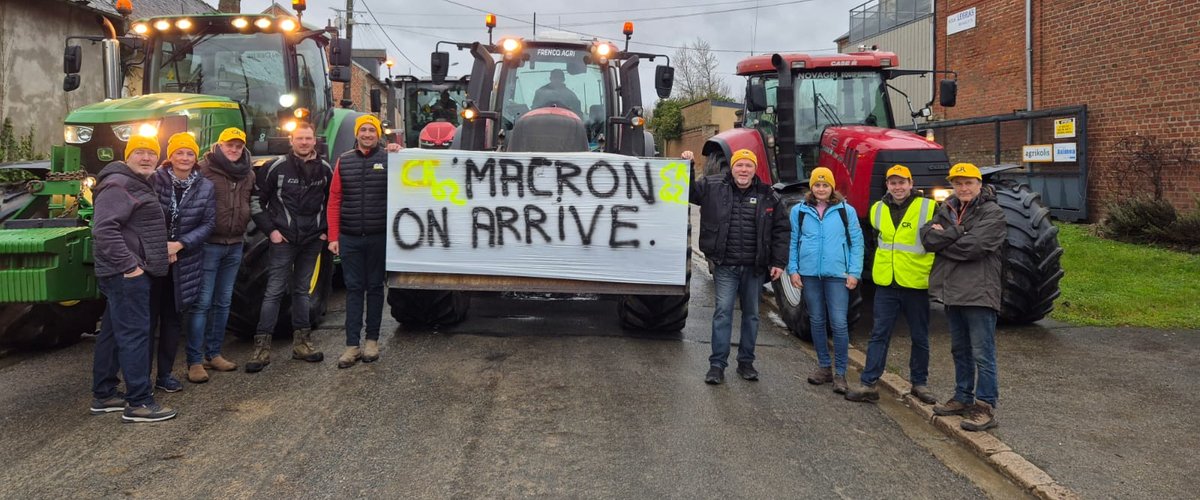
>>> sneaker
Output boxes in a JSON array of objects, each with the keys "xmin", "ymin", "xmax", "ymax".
[
  {"xmin": 807, "ymin": 366, "xmax": 833, "ymax": 385},
  {"xmin": 911, "ymin": 385, "xmax": 938, "ymax": 405},
  {"xmin": 89, "ymin": 393, "xmax": 126, "ymax": 415},
  {"xmin": 187, "ymin": 364, "xmax": 209, "ymax": 384},
  {"xmin": 832, "ymin": 375, "xmax": 849, "ymax": 394},
  {"xmin": 205, "ymin": 355, "xmax": 238, "ymax": 372},
  {"xmin": 704, "ymin": 366, "xmax": 724, "ymax": 385},
  {"xmin": 960, "ymin": 401, "xmax": 999, "ymax": 432},
  {"xmin": 933, "ymin": 398, "xmax": 971, "ymax": 416},
  {"xmin": 338, "ymin": 346, "xmax": 362, "ymax": 369},
  {"xmin": 362, "ymin": 339, "xmax": 380, "ymax": 363},
  {"xmin": 121, "ymin": 403, "xmax": 178, "ymax": 423},
  {"xmin": 736, "ymin": 362, "xmax": 759, "ymax": 381},
  {"xmin": 155, "ymin": 376, "xmax": 184, "ymax": 393},
  {"xmin": 845, "ymin": 384, "xmax": 879, "ymax": 403}
]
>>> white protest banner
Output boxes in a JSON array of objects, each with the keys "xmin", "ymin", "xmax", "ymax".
[{"xmin": 386, "ymin": 149, "xmax": 692, "ymax": 286}]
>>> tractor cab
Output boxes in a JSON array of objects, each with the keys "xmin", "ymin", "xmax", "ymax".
[{"xmin": 392, "ymin": 76, "xmax": 469, "ymax": 148}]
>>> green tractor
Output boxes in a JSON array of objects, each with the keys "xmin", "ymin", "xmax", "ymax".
[{"xmin": 0, "ymin": 10, "xmax": 371, "ymax": 348}]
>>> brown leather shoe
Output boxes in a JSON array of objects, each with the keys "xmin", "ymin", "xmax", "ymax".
[
  {"xmin": 845, "ymin": 384, "xmax": 879, "ymax": 402},
  {"xmin": 960, "ymin": 401, "xmax": 998, "ymax": 432},
  {"xmin": 187, "ymin": 364, "xmax": 209, "ymax": 384},
  {"xmin": 933, "ymin": 398, "xmax": 970, "ymax": 416},
  {"xmin": 832, "ymin": 375, "xmax": 849, "ymax": 394},
  {"xmin": 911, "ymin": 385, "xmax": 938, "ymax": 405},
  {"xmin": 807, "ymin": 366, "xmax": 833, "ymax": 385},
  {"xmin": 206, "ymin": 355, "xmax": 238, "ymax": 372}
]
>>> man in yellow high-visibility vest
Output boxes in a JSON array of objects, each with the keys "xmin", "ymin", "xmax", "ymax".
[{"xmin": 846, "ymin": 165, "xmax": 938, "ymax": 404}]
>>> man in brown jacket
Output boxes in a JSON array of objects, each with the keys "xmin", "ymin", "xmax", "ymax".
[{"xmin": 919, "ymin": 163, "xmax": 1007, "ymax": 432}]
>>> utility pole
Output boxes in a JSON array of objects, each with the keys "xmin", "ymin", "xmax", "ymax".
[{"xmin": 343, "ymin": 0, "xmax": 355, "ymax": 106}]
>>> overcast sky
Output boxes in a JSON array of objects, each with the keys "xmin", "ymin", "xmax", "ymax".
[{"xmin": 207, "ymin": 0, "xmax": 861, "ymax": 103}]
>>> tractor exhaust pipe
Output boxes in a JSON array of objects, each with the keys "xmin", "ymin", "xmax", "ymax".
[{"xmin": 101, "ymin": 39, "xmax": 122, "ymax": 100}]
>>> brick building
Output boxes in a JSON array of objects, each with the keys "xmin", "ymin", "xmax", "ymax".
[
  {"xmin": 931, "ymin": 0, "xmax": 1200, "ymax": 216},
  {"xmin": 665, "ymin": 99, "xmax": 741, "ymax": 173}
]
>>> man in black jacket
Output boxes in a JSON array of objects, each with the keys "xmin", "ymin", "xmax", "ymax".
[
  {"xmin": 246, "ymin": 122, "xmax": 333, "ymax": 372},
  {"xmin": 688, "ymin": 149, "xmax": 790, "ymax": 384},
  {"xmin": 90, "ymin": 135, "xmax": 176, "ymax": 423}
]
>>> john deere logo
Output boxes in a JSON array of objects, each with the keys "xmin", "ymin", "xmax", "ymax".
[{"xmin": 97, "ymin": 148, "xmax": 114, "ymax": 162}]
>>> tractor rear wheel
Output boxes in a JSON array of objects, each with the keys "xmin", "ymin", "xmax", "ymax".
[
  {"xmin": 228, "ymin": 232, "xmax": 334, "ymax": 340},
  {"xmin": 705, "ymin": 151, "xmax": 730, "ymax": 176},
  {"xmin": 993, "ymin": 180, "xmax": 1064, "ymax": 324},
  {"xmin": 0, "ymin": 300, "xmax": 105, "ymax": 350},
  {"xmin": 388, "ymin": 289, "xmax": 470, "ymax": 328}
]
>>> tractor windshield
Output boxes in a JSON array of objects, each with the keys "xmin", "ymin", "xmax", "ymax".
[
  {"xmin": 404, "ymin": 83, "xmax": 466, "ymax": 147},
  {"xmin": 149, "ymin": 32, "xmax": 288, "ymax": 151},
  {"xmin": 793, "ymin": 71, "xmax": 888, "ymax": 145},
  {"xmin": 499, "ymin": 46, "xmax": 610, "ymax": 146}
]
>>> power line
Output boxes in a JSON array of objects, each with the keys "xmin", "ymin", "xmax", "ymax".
[
  {"xmin": 358, "ymin": 0, "xmax": 426, "ymax": 73},
  {"xmin": 367, "ymin": 0, "xmax": 757, "ymax": 18}
]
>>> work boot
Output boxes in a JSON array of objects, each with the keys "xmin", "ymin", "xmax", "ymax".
[
  {"xmin": 832, "ymin": 375, "xmax": 848, "ymax": 394},
  {"xmin": 960, "ymin": 401, "xmax": 999, "ymax": 432},
  {"xmin": 244, "ymin": 335, "xmax": 271, "ymax": 373},
  {"xmin": 807, "ymin": 366, "xmax": 833, "ymax": 385},
  {"xmin": 338, "ymin": 346, "xmax": 362, "ymax": 369},
  {"xmin": 205, "ymin": 355, "xmax": 238, "ymax": 372},
  {"xmin": 187, "ymin": 364, "xmax": 209, "ymax": 383},
  {"xmin": 845, "ymin": 384, "xmax": 879, "ymax": 403},
  {"xmin": 704, "ymin": 366, "xmax": 724, "ymax": 385},
  {"xmin": 292, "ymin": 329, "xmax": 324, "ymax": 362},
  {"xmin": 362, "ymin": 339, "xmax": 380, "ymax": 363},
  {"xmin": 736, "ymin": 362, "xmax": 759, "ymax": 381},
  {"xmin": 933, "ymin": 398, "xmax": 971, "ymax": 416},
  {"xmin": 911, "ymin": 385, "xmax": 938, "ymax": 405}
]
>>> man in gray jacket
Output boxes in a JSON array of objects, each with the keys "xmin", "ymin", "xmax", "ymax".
[
  {"xmin": 90, "ymin": 135, "xmax": 176, "ymax": 423},
  {"xmin": 919, "ymin": 163, "xmax": 1007, "ymax": 432}
]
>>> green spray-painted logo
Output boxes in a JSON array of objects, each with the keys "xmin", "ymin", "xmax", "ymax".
[{"xmin": 97, "ymin": 148, "xmax": 114, "ymax": 162}]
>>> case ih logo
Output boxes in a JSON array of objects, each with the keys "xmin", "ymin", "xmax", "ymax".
[{"xmin": 830, "ymin": 60, "xmax": 858, "ymax": 66}]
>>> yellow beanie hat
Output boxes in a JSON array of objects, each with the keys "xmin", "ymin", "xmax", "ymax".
[
  {"xmin": 166, "ymin": 132, "xmax": 200, "ymax": 159},
  {"xmin": 354, "ymin": 114, "xmax": 382, "ymax": 135},
  {"xmin": 809, "ymin": 167, "xmax": 835, "ymax": 188},
  {"xmin": 124, "ymin": 135, "xmax": 160, "ymax": 161},
  {"xmin": 729, "ymin": 148, "xmax": 758, "ymax": 167}
]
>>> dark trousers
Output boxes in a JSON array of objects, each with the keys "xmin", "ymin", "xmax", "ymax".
[
  {"xmin": 148, "ymin": 273, "xmax": 182, "ymax": 382},
  {"xmin": 93, "ymin": 273, "xmax": 155, "ymax": 406},
  {"xmin": 257, "ymin": 238, "xmax": 324, "ymax": 334},
  {"xmin": 341, "ymin": 233, "xmax": 386, "ymax": 346},
  {"xmin": 859, "ymin": 285, "xmax": 931, "ymax": 387}
]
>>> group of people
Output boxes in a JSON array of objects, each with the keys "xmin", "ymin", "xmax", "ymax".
[
  {"xmin": 688, "ymin": 149, "xmax": 1005, "ymax": 433},
  {"xmin": 88, "ymin": 115, "xmax": 399, "ymax": 423}
]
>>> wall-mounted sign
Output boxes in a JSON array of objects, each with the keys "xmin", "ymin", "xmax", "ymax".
[
  {"xmin": 947, "ymin": 7, "xmax": 977, "ymax": 35},
  {"xmin": 1054, "ymin": 118, "xmax": 1076, "ymax": 138},
  {"xmin": 1022, "ymin": 145, "xmax": 1053, "ymax": 163},
  {"xmin": 1054, "ymin": 143, "xmax": 1077, "ymax": 162}
]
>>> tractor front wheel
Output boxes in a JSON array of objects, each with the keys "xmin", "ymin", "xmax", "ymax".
[{"xmin": 388, "ymin": 289, "xmax": 470, "ymax": 328}]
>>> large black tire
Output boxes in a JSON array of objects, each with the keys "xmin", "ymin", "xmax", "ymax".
[
  {"xmin": 993, "ymin": 180, "xmax": 1064, "ymax": 324},
  {"xmin": 388, "ymin": 289, "xmax": 470, "ymax": 327},
  {"xmin": 618, "ymin": 223, "xmax": 692, "ymax": 332},
  {"xmin": 0, "ymin": 300, "xmax": 105, "ymax": 350},
  {"xmin": 705, "ymin": 151, "xmax": 729, "ymax": 176},
  {"xmin": 228, "ymin": 230, "xmax": 335, "ymax": 339}
]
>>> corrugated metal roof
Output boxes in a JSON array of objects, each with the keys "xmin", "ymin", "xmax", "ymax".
[{"xmin": 57, "ymin": 0, "xmax": 217, "ymax": 19}]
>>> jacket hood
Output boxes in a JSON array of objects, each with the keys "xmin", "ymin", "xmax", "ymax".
[
  {"xmin": 946, "ymin": 184, "xmax": 997, "ymax": 210},
  {"xmin": 94, "ymin": 161, "xmax": 151, "ymax": 196}
]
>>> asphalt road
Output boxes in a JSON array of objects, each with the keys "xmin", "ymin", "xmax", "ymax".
[{"xmin": 0, "ymin": 270, "xmax": 996, "ymax": 499}]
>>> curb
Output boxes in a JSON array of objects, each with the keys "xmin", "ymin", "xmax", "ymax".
[{"xmin": 757, "ymin": 287, "xmax": 1081, "ymax": 500}]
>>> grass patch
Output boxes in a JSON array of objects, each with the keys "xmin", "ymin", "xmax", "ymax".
[{"xmin": 1051, "ymin": 223, "xmax": 1200, "ymax": 329}]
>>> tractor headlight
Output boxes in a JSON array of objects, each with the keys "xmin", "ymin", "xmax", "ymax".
[
  {"xmin": 83, "ymin": 176, "xmax": 97, "ymax": 189},
  {"xmin": 932, "ymin": 188, "xmax": 952, "ymax": 202},
  {"xmin": 279, "ymin": 93, "xmax": 297, "ymax": 108},
  {"xmin": 112, "ymin": 121, "xmax": 160, "ymax": 142},
  {"xmin": 64, "ymin": 125, "xmax": 94, "ymax": 144}
]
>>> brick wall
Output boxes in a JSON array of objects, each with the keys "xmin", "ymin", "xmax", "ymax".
[
  {"xmin": 935, "ymin": 0, "xmax": 1200, "ymax": 216},
  {"xmin": 335, "ymin": 63, "xmax": 389, "ymax": 116}
]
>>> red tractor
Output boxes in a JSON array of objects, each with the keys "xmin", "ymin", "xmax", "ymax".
[{"xmin": 703, "ymin": 50, "xmax": 1063, "ymax": 339}]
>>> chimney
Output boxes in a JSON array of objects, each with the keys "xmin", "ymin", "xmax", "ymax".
[{"xmin": 218, "ymin": 0, "xmax": 241, "ymax": 13}]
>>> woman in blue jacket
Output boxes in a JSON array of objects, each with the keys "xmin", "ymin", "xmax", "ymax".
[
  {"xmin": 150, "ymin": 133, "xmax": 216, "ymax": 389},
  {"xmin": 786, "ymin": 167, "xmax": 865, "ymax": 394}
]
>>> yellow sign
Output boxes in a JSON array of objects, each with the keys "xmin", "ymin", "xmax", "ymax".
[{"xmin": 1054, "ymin": 118, "xmax": 1076, "ymax": 139}]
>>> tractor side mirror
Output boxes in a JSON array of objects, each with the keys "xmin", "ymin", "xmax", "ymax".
[
  {"xmin": 329, "ymin": 38, "xmax": 352, "ymax": 67},
  {"xmin": 733, "ymin": 108, "xmax": 744, "ymax": 128},
  {"xmin": 654, "ymin": 65, "xmax": 674, "ymax": 99},
  {"xmin": 64, "ymin": 45, "xmax": 82, "ymax": 74},
  {"xmin": 431, "ymin": 51, "xmax": 450, "ymax": 85},
  {"xmin": 63, "ymin": 74, "xmax": 81, "ymax": 92},
  {"xmin": 329, "ymin": 66, "xmax": 351, "ymax": 83},
  {"xmin": 370, "ymin": 88, "xmax": 382, "ymax": 113},
  {"xmin": 939, "ymin": 79, "xmax": 958, "ymax": 107},
  {"xmin": 746, "ymin": 81, "xmax": 767, "ymax": 112}
]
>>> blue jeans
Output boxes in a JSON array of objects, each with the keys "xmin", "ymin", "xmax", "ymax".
[
  {"xmin": 860, "ymin": 286, "xmax": 930, "ymax": 387},
  {"xmin": 802, "ymin": 276, "xmax": 850, "ymax": 376},
  {"xmin": 710, "ymin": 265, "xmax": 763, "ymax": 369},
  {"xmin": 256, "ymin": 238, "xmax": 323, "ymax": 334},
  {"xmin": 341, "ymin": 233, "xmax": 386, "ymax": 346},
  {"xmin": 93, "ymin": 274, "xmax": 155, "ymax": 406},
  {"xmin": 186, "ymin": 242, "xmax": 243, "ymax": 365},
  {"xmin": 946, "ymin": 305, "xmax": 999, "ymax": 407}
]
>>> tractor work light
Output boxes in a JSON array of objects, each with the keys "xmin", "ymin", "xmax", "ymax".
[
  {"xmin": 64, "ymin": 125, "xmax": 93, "ymax": 144},
  {"xmin": 254, "ymin": 18, "xmax": 272, "ymax": 29},
  {"xmin": 932, "ymin": 188, "xmax": 952, "ymax": 202},
  {"xmin": 132, "ymin": 23, "xmax": 149, "ymax": 35},
  {"xmin": 175, "ymin": 18, "xmax": 192, "ymax": 30},
  {"xmin": 279, "ymin": 93, "xmax": 297, "ymax": 108},
  {"xmin": 154, "ymin": 20, "xmax": 171, "ymax": 31},
  {"xmin": 232, "ymin": 17, "xmax": 249, "ymax": 29},
  {"xmin": 461, "ymin": 107, "xmax": 477, "ymax": 121},
  {"xmin": 279, "ymin": 18, "xmax": 298, "ymax": 31},
  {"xmin": 283, "ymin": 119, "xmax": 298, "ymax": 133},
  {"xmin": 592, "ymin": 42, "xmax": 615, "ymax": 60},
  {"xmin": 500, "ymin": 38, "xmax": 521, "ymax": 54}
]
